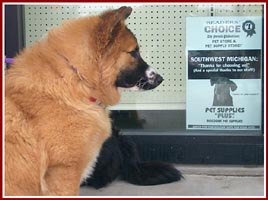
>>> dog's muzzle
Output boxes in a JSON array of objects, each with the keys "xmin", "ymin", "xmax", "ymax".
[{"xmin": 115, "ymin": 64, "xmax": 164, "ymax": 91}]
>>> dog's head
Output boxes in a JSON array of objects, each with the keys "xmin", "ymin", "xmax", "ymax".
[
  {"xmin": 48, "ymin": 7, "xmax": 163, "ymax": 106},
  {"xmin": 96, "ymin": 7, "xmax": 163, "ymax": 95}
]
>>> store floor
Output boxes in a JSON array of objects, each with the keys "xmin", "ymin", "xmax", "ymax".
[{"xmin": 80, "ymin": 165, "xmax": 264, "ymax": 197}]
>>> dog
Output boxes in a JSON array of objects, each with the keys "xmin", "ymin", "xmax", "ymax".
[
  {"xmin": 5, "ymin": 7, "xmax": 163, "ymax": 196},
  {"xmin": 210, "ymin": 76, "xmax": 237, "ymax": 106},
  {"xmin": 81, "ymin": 125, "xmax": 183, "ymax": 189}
]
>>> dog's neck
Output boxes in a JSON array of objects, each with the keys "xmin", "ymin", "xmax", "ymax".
[
  {"xmin": 56, "ymin": 52, "xmax": 105, "ymax": 108},
  {"xmin": 88, "ymin": 96, "xmax": 105, "ymax": 108}
]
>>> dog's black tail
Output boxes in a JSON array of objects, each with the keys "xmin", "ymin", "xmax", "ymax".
[
  {"xmin": 118, "ymin": 136, "xmax": 183, "ymax": 186},
  {"xmin": 121, "ymin": 161, "xmax": 183, "ymax": 186}
]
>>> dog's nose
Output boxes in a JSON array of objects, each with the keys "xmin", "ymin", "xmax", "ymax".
[
  {"xmin": 146, "ymin": 66, "xmax": 163, "ymax": 85},
  {"xmin": 140, "ymin": 66, "xmax": 164, "ymax": 90},
  {"xmin": 155, "ymin": 74, "xmax": 164, "ymax": 85}
]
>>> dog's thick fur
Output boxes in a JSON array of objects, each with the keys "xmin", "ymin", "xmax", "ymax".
[
  {"xmin": 81, "ymin": 126, "xmax": 183, "ymax": 189},
  {"xmin": 5, "ymin": 7, "xmax": 163, "ymax": 196}
]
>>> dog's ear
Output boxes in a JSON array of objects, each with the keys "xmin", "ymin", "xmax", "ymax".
[
  {"xmin": 99, "ymin": 6, "xmax": 132, "ymax": 38},
  {"xmin": 229, "ymin": 80, "xmax": 238, "ymax": 91},
  {"xmin": 101, "ymin": 6, "xmax": 132, "ymax": 28},
  {"xmin": 96, "ymin": 7, "xmax": 132, "ymax": 52}
]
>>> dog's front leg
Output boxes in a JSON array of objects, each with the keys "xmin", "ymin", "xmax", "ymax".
[{"xmin": 41, "ymin": 166, "xmax": 82, "ymax": 196}]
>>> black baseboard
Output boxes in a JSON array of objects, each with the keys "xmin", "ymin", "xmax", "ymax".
[{"xmin": 125, "ymin": 135, "xmax": 264, "ymax": 165}]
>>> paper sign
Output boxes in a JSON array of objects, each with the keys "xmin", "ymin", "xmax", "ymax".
[{"xmin": 186, "ymin": 16, "xmax": 263, "ymax": 130}]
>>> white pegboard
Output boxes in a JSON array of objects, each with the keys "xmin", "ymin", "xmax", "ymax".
[
  {"xmin": 23, "ymin": 3, "xmax": 263, "ymax": 110},
  {"xmin": 213, "ymin": 4, "xmax": 263, "ymax": 16}
]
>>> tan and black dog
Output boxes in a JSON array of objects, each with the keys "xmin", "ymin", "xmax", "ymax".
[{"xmin": 5, "ymin": 6, "xmax": 163, "ymax": 196}]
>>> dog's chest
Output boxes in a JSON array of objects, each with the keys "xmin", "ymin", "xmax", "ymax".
[
  {"xmin": 80, "ymin": 150, "xmax": 99, "ymax": 183},
  {"xmin": 79, "ymin": 109, "xmax": 111, "ymax": 183}
]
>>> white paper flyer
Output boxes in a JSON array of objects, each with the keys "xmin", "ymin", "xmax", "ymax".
[{"xmin": 186, "ymin": 16, "xmax": 263, "ymax": 130}]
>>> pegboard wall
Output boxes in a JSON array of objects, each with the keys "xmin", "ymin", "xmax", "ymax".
[{"xmin": 24, "ymin": 3, "xmax": 263, "ymax": 110}]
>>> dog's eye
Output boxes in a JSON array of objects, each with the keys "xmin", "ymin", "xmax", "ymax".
[
  {"xmin": 129, "ymin": 50, "xmax": 139, "ymax": 58},
  {"xmin": 128, "ymin": 48, "xmax": 140, "ymax": 58}
]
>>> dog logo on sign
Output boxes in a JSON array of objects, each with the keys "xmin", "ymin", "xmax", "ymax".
[{"xmin": 210, "ymin": 76, "xmax": 237, "ymax": 106}]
